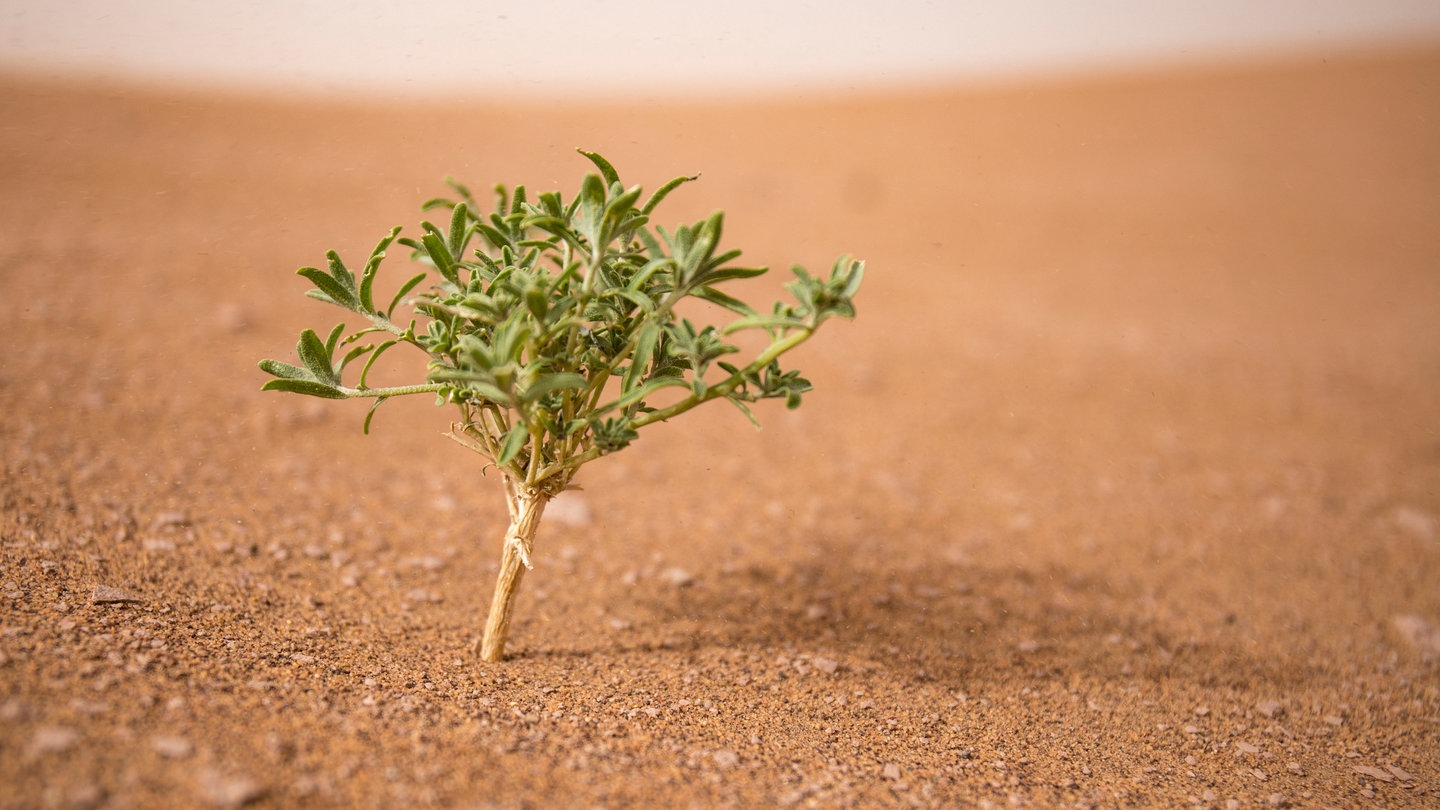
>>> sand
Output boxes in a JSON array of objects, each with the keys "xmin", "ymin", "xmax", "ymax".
[{"xmin": 2, "ymin": 48, "xmax": 1438, "ymax": 808}]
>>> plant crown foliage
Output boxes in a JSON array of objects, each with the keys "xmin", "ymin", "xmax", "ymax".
[{"xmin": 259, "ymin": 150, "xmax": 863, "ymax": 497}]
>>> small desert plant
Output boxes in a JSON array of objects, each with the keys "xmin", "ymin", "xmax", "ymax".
[{"xmin": 258, "ymin": 150, "xmax": 862, "ymax": 661}]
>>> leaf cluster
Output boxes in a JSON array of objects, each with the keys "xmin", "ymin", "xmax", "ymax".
[{"xmin": 259, "ymin": 150, "xmax": 863, "ymax": 494}]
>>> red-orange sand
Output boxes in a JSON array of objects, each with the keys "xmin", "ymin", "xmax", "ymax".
[{"xmin": 2, "ymin": 48, "xmax": 1438, "ymax": 808}]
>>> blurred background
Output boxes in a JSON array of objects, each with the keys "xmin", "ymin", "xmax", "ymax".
[{"xmin": 4, "ymin": 0, "xmax": 1440, "ymax": 97}]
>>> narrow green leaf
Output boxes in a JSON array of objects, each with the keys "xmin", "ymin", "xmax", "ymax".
[
  {"xmin": 496, "ymin": 423, "xmax": 529, "ymax": 464},
  {"xmin": 359, "ymin": 226, "xmax": 402, "ymax": 313},
  {"xmin": 522, "ymin": 373, "xmax": 588, "ymax": 403},
  {"xmin": 297, "ymin": 329, "xmax": 339, "ymax": 385},
  {"xmin": 603, "ymin": 185, "xmax": 644, "ymax": 230},
  {"xmin": 627, "ymin": 257, "xmax": 674, "ymax": 292},
  {"xmin": 447, "ymin": 202, "xmax": 469, "ymax": 256},
  {"xmin": 386, "ymin": 272, "xmax": 429, "ymax": 319},
  {"xmin": 576, "ymin": 149, "xmax": 620, "ymax": 187},
  {"xmin": 692, "ymin": 286, "xmax": 756, "ymax": 317},
  {"xmin": 476, "ymin": 222, "xmax": 511, "ymax": 252},
  {"xmin": 426, "ymin": 370, "xmax": 511, "ymax": 404},
  {"xmin": 260, "ymin": 378, "xmax": 347, "ymax": 399},
  {"xmin": 326, "ymin": 250, "xmax": 356, "ymax": 294},
  {"xmin": 724, "ymin": 396, "xmax": 762, "ymax": 429},
  {"xmin": 358, "ymin": 339, "xmax": 399, "ymax": 389},
  {"xmin": 324, "ymin": 322, "xmax": 346, "ymax": 361},
  {"xmin": 257, "ymin": 358, "xmax": 311, "ymax": 380},
  {"xmin": 722, "ymin": 314, "xmax": 810, "ymax": 334},
  {"xmin": 642, "ymin": 172, "xmax": 699, "ymax": 215},
  {"xmin": 297, "ymin": 267, "xmax": 357, "ymax": 310},
  {"xmin": 420, "ymin": 232, "xmax": 459, "ymax": 286},
  {"xmin": 606, "ymin": 288, "xmax": 658, "ymax": 315},
  {"xmin": 447, "ymin": 176, "xmax": 476, "ymax": 204},
  {"xmin": 697, "ymin": 262, "xmax": 765, "ymax": 285},
  {"xmin": 362, "ymin": 397, "xmax": 389, "ymax": 434},
  {"xmin": 338, "ymin": 343, "xmax": 373, "ymax": 374},
  {"xmin": 524, "ymin": 285, "xmax": 548, "ymax": 322},
  {"xmin": 610, "ymin": 374, "xmax": 689, "ymax": 413},
  {"xmin": 623, "ymin": 322, "xmax": 660, "ymax": 393}
]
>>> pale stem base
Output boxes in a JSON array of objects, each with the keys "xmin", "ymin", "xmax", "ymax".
[{"xmin": 475, "ymin": 489, "xmax": 549, "ymax": 663}]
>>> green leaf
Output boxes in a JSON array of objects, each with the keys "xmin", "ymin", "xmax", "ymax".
[
  {"xmin": 297, "ymin": 267, "xmax": 357, "ymax": 310},
  {"xmin": 622, "ymin": 322, "xmax": 661, "ymax": 393},
  {"xmin": 324, "ymin": 322, "xmax": 345, "ymax": 361},
  {"xmin": 835, "ymin": 255, "xmax": 865, "ymax": 298},
  {"xmin": 257, "ymin": 359, "xmax": 311, "ymax": 380},
  {"xmin": 496, "ymin": 423, "xmax": 529, "ymax": 465},
  {"xmin": 386, "ymin": 271, "xmax": 429, "ymax": 319},
  {"xmin": 642, "ymin": 172, "xmax": 699, "ymax": 215},
  {"xmin": 297, "ymin": 328, "xmax": 339, "ymax": 385},
  {"xmin": 359, "ymin": 226, "xmax": 402, "ymax": 313},
  {"xmin": 606, "ymin": 288, "xmax": 658, "ymax": 316},
  {"xmin": 362, "ymin": 396, "xmax": 388, "ymax": 434},
  {"xmin": 577, "ymin": 149, "xmax": 620, "ymax": 187},
  {"xmin": 524, "ymin": 283, "xmax": 549, "ymax": 322},
  {"xmin": 521, "ymin": 373, "xmax": 587, "ymax": 403},
  {"xmin": 603, "ymin": 185, "xmax": 644, "ymax": 231},
  {"xmin": 420, "ymin": 232, "xmax": 460, "ymax": 286},
  {"xmin": 698, "ymin": 264, "xmax": 766, "ymax": 284},
  {"xmin": 358, "ymin": 339, "xmax": 399, "ymax": 389},
  {"xmin": 627, "ymin": 257, "xmax": 675, "ymax": 292},
  {"xmin": 724, "ymin": 396, "xmax": 762, "ymax": 429},
  {"xmin": 326, "ymin": 251, "xmax": 356, "ymax": 295},
  {"xmin": 610, "ymin": 374, "xmax": 689, "ymax": 413},
  {"xmin": 722, "ymin": 314, "xmax": 810, "ymax": 334},
  {"xmin": 692, "ymin": 286, "xmax": 756, "ymax": 317},
  {"xmin": 447, "ymin": 202, "xmax": 471, "ymax": 256},
  {"xmin": 338, "ymin": 343, "xmax": 373, "ymax": 374},
  {"xmin": 260, "ymin": 378, "xmax": 347, "ymax": 399}
]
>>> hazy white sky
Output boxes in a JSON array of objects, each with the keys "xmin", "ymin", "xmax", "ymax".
[{"xmin": 3, "ymin": 0, "xmax": 1440, "ymax": 96}]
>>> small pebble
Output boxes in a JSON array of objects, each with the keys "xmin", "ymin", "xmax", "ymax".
[
  {"xmin": 1391, "ymin": 615, "xmax": 1440, "ymax": 658},
  {"xmin": 198, "ymin": 768, "xmax": 265, "ymax": 809},
  {"xmin": 812, "ymin": 657, "xmax": 839, "ymax": 675},
  {"xmin": 661, "ymin": 567, "xmax": 694, "ymax": 588},
  {"xmin": 1235, "ymin": 741, "xmax": 1261, "ymax": 755},
  {"xmin": 1352, "ymin": 765, "xmax": 1394, "ymax": 782},
  {"xmin": 152, "ymin": 736, "xmax": 195, "ymax": 759},
  {"xmin": 91, "ymin": 585, "xmax": 143, "ymax": 605},
  {"xmin": 151, "ymin": 511, "xmax": 190, "ymax": 529},
  {"xmin": 1256, "ymin": 700, "xmax": 1283, "ymax": 718},
  {"xmin": 713, "ymin": 749, "xmax": 739, "ymax": 770},
  {"xmin": 882, "ymin": 763, "xmax": 902, "ymax": 780},
  {"xmin": 30, "ymin": 726, "xmax": 79, "ymax": 755}
]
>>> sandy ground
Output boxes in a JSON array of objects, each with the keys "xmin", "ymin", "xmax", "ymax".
[{"xmin": 2, "ymin": 48, "xmax": 1439, "ymax": 809}]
